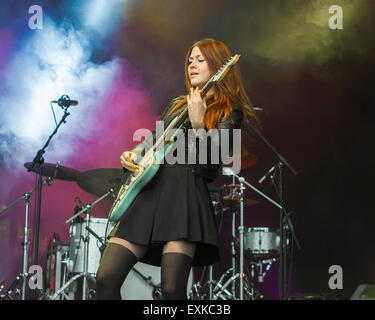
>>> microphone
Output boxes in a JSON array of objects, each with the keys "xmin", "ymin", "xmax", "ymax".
[
  {"xmin": 253, "ymin": 105, "xmax": 263, "ymax": 111},
  {"xmin": 52, "ymin": 95, "xmax": 78, "ymax": 107},
  {"xmin": 253, "ymin": 105, "xmax": 269, "ymax": 116},
  {"xmin": 258, "ymin": 165, "xmax": 276, "ymax": 184}
]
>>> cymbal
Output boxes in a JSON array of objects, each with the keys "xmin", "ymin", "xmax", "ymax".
[
  {"xmin": 24, "ymin": 162, "xmax": 80, "ymax": 181},
  {"xmin": 77, "ymin": 168, "xmax": 124, "ymax": 197},
  {"xmin": 222, "ymin": 195, "xmax": 261, "ymax": 206}
]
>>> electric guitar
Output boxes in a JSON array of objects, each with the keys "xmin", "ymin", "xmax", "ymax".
[{"xmin": 108, "ymin": 54, "xmax": 241, "ymax": 222}]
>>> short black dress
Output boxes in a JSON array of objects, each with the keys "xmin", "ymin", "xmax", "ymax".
[
  {"xmin": 109, "ymin": 162, "xmax": 220, "ymax": 267},
  {"xmin": 108, "ymin": 97, "xmax": 243, "ymax": 267}
]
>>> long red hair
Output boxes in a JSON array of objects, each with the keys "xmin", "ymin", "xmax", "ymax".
[{"xmin": 167, "ymin": 38, "xmax": 261, "ymax": 165}]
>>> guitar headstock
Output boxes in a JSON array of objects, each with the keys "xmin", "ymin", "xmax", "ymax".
[
  {"xmin": 200, "ymin": 54, "xmax": 240, "ymax": 98},
  {"xmin": 211, "ymin": 54, "xmax": 240, "ymax": 83}
]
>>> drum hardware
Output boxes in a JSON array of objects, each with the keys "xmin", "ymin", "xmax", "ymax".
[
  {"xmin": 44, "ymin": 238, "xmax": 71, "ymax": 300},
  {"xmin": 249, "ymin": 258, "xmax": 277, "ymax": 283},
  {"xmin": 50, "ymin": 273, "xmax": 87, "ymax": 300},
  {"xmin": 209, "ymin": 265, "xmax": 213, "ymax": 300},
  {"xmin": 67, "ymin": 219, "xmax": 112, "ymax": 275},
  {"xmin": 0, "ymin": 278, "xmax": 5, "ymax": 292},
  {"xmin": 211, "ymin": 267, "xmax": 236, "ymax": 300},
  {"xmin": 217, "ymin": 183, "xmax": 260, "ymax": 299},
  {"xmin": 130, "ymin": 267, "xmax": 162, "ymax": 300},
  {"xmin": 210, "ymin": 268, "xmax": 258, "ymax": 300},
  {"xmin": 63, "ymin": 188, "xmax": 117, "ymax": 300},
  {"xmin": 49, "ymin": 191, "xmax": 168, "ymax": 300},
  {"xmin": 188, "ymin": 282, "xmax": 202, "ymax": 300},
  {"xmin": 85, "ymin": 226, "xmax": 106, "ymax": 254},
  {"xmin": 0, "ymin": 176, "xmax": 55, "ymax": 300},
  {"xmin": 74, "ymin": 168, "xmax": 170, "ymax": 299},
  {"xmin": 243, "ymin": 227, "xmax": 281, "ymax": 258},
  {"xmin": 218, "ymin": 168, "xmax": 284, "ymax": 300}
]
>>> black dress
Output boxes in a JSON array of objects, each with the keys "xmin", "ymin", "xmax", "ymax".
[{"xmin": 108, "ymin": 97, "xmax": 243, "ymax": 267}]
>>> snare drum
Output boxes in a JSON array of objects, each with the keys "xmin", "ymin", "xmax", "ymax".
[{"xmin": 243, "ymin": 227, "xmax": 280, "ymax": 258}]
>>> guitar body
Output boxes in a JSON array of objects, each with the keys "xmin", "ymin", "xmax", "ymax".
[{"xmin": 109, "ymin": 140, "xmax": 174, "ymax": 222}]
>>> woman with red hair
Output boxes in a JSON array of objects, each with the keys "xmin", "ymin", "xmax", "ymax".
[{"xmin": 96, "ymin": 38, "xmax": 260, "ymax": 300}]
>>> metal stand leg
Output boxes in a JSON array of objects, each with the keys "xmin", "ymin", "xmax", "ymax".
[
  {"xmin": 238, "ymin": 177, "xmax": 246, "ymax": 300},
  {"xmin": 82, "ymin": 207, "xmax": 92, "ymax": 300},
  {"xmin": 209, "ymin": 265, "xmax": 213, "ymax": 300},
  {"xmin": 231, "ymin": 210, "xmax": 236, "ymax": 299},
  {"xmin": 21, "ymin": 193, "xmax": 31, "ymax": 300}
]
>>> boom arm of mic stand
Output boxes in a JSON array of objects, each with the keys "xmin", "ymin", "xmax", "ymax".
[
  {"xmin": 64, "ymin": 188, "xmax": 116, "ymax": 225},
  {"xmin": 28, "ymin": 109, "xmax": 70, "ymax": 173},
  {"xmin": 0, "ymin": 178, "xmax": 54, "ymax": 217},
  {"xmin": 232, "ymin": 173, "xmax": 282, "ymax": 210}
]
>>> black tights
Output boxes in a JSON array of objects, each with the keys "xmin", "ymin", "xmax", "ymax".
[{"xmin": 96, "ymin": 243, "xmax": 193, "ymax": 300}]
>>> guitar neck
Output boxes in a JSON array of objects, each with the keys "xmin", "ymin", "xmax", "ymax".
[{"xmin": 170, "ymin": 78, "xmax": 215, "ymax": 128}]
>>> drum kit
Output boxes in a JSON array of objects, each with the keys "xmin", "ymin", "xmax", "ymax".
[
  {"xmin": 188, "ymin": 174, "xmax": 285, "ymax": 301},
  {"xmin": 0, "ymin": 157, "xmax": 292, "ymax": 301}
]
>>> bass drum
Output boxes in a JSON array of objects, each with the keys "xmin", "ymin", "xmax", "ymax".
[
  {"xmin": 120, "ymin": 262, "xmax": 193, "ymax": 300},
  {"xmin": 68, "ymin": 217, "xmax": 115, "ymax": 275}
]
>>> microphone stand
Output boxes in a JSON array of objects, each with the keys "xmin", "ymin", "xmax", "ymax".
[
  {"xmin": 27, "ymin": 103, "xmax": 71, "ymax": 295},
  {"xmin": 248, "ymin": 119, "xmax": 299, "ymax": 300}
]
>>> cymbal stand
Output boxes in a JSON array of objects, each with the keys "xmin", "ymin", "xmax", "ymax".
[
  {"xmin": 0, "ymin": 177, "xmax": 54, "ymax": 300},
  {"xmin": 209, "ymin": 265, "xmax": 213, "ymax": 300},
  {"xmin": 230, "ymin": 205, "xmax": 237, "ymax": 298},
  {"xmin": 212, "ymin": 268, "xmax": 239, "ymax": 300},
  {"xmin": 50, "ymin": 273, "xmax": 83, "ymax": 300},
  {"xmin": 238, "ymin": 177, "xmax": 246, "ymax": 300},
  {"xmin": 81, "ymin": 205, "xmax": 92, "ymax": 300},
  {"xmin": 221, "ymin": 182, "xmax": 240, "ymax": 299},
  {"xmin": 223, "ymin": 168, "xmax": 283, "ymax": 300},
  {"xmin": 62, "ymin": 188, "xmax": 116, "ymax": 300},
  {"xmin": 223, "ymin": 177, "xmax": 268, "ymax": 300},
  {"xmin": 230, "ymin": 176, "xmax": 237, "ymax": 299}
]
